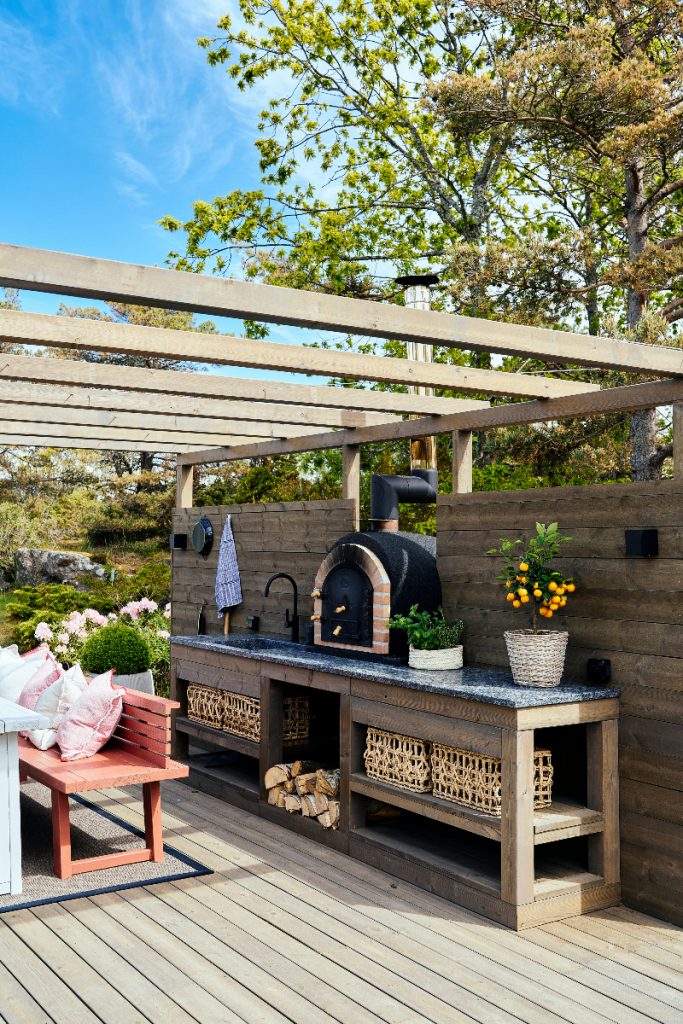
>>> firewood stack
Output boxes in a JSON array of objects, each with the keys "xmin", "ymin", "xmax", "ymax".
[{"xmin": 264, "ymin": 759, "xmax": 340, "ymax": 829}]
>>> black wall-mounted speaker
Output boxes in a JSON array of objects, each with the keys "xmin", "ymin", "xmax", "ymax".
[
  {"xmin": 170, "ymin": 533, "xmax": 188, "ymax": 550},
  {"xmin": 625, "ymin": 528, "xmax": 658, "ymax": 558}
]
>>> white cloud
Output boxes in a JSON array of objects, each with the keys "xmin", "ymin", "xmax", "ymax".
[{"xmin": 0, "ymin": 11, "xmax": 65, "ymax": 113}]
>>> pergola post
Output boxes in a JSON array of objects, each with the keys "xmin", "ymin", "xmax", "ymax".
[
  {"xmin": 452, "ymin": 430, "xmax": 473, "ymax": 494},
  {"xmin": 342, "ymin": 443, "xmax": 361, "ymax": 529},
  {"xmin": 176, "ymin": 463, "xmax": 194, "ymax": 509},
  {"xmin": 674, "ymin": 403, "xmax": 683, "ymax": 481}
]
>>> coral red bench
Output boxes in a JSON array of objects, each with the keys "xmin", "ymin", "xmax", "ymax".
[{"xmin": 18, "ymin": 689, "xmax": 188, "ymax": 879}]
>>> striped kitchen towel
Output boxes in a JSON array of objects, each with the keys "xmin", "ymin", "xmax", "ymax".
[{"xmin": 215, "ymin": 515, "xmax": 243, "ymax": 617}]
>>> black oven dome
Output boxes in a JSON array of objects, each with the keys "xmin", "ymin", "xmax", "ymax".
[{"xmin": 332, "ymin": 531, "xmax": 442, "ymax": 617}]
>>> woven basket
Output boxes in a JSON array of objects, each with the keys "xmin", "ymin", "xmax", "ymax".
[
  {"xmin": 364, "ymin": 727, "xmax": 432, "ymax": 792},
  {"xmin": 187, "ymin": 685, "xmax": 309, "ymax": 743},
  {"xmin": 408, "ymin": 646, "xmax": 463, "ymax": 671},
  {"xmin": 431, "ymin": 744, "xmax": 553, "ymax": 815},
  {"xmin": 187, "ymin": 684, "xmax": 224, "ymax": 729},
  {"xmin": 504, "ymin": 629, "xmax": 568, "ymax": 687}
]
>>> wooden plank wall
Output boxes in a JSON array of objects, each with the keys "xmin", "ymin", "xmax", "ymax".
[
  {"xmin": 171, "ymin": 500, "xmax": 356, "ymax": 638},
  {"xmin": 437, "ymin": 479, "xmax": 683, "ymax": 927}
]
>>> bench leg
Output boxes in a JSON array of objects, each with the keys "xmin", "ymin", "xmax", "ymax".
[
  {"xmin": 143, "ymin": 781, "xmax": 163, "ymax": 862},
  {"xmin": 52, "ymin": 791, "xmax": 72, "ymax": 879}
]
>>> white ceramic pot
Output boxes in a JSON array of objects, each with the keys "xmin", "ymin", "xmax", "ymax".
[
  {"xmin": 107, "ymin": 669, "xmax": 155, "ymax": 694},
  {"xmin": 504, "ymin": 629, "xmax": 568, "ymax": 687},
  {"xmin": 408, "ymin": 646, "xmax": 463, "ymax": 671}
]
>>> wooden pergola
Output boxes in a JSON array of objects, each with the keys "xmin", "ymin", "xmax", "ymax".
[{"xmin": 1, "ymin": 242, "xmax": 682, "ymax": 511}]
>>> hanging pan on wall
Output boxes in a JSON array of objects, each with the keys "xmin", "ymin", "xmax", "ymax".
[{"xmin": 191, "ymin": 517, "xmax": 214, "ymax": 559}]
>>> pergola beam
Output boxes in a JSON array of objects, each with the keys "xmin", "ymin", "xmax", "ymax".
[
  {"xmin": 0, "ymin": 308, "xmax": 596, "ymax": 400},
  {"xmin": 0, "ymin": 351, "xmax": 488, "ymax": 419},
  {"xmin": 0, "ymin": 242, "xmax": 680, "ymax": 376},
  {"xmin": 0, "ymin": 434, "xmax": 199, "ymax": 453},
  {"xmin": 0, "ymin": 402, "xmax": 326, "ymax": 439},
  {"xmin": 177, "ymin": 375, "xmax": 683, "ymax": 466},
  {"xmin": 0, "ymin": 421, "xmax": 267, "ymax": 448}
]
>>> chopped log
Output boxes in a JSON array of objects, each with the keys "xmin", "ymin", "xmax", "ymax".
[
  {"xmin": 276, "ymin": 789, "xmax": 287, "ymax": 809},
  {"xmin": 284, "ymin": 778, "xmax": 296, "ymax": 793},
  {"xmin": 300, "ymin": 794, "xmax": 319, "ymax": 817},
  {"xmin": 317, "ymin": 808, "xmax": 339, "ymax": 829},
  {"xmin": 294, "ymin": 772, "xmax": 318, "ymax": 796},
  {"xmin": 284, "ymin": 794, "xmax": 302, "ymax": 814},
  {"xmin": 327, "ymin": 800, "xmax": 340, "ymax": 827},
  {"xmin": 312, "ymin": 791, "xmax": 329, "ymax": 815},
  {"xmin": 316, "ymin": 768, "xmax": 340, "ymax": 798},
  {"xmin": 264, "ymin": 763, "xmax": 291, "ymax": 789},
  {"xmin": 290, "ymin": 759, "xmax": 318, "ymax": 778},
  {"xmin": 267, "ymin": 784, "xmax": 285, "ymax": 806}
]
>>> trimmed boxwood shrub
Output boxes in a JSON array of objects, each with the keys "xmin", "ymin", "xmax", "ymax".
[{"xmin": 80, "ymin": 623, "xmax": 151, "ymax": 676}]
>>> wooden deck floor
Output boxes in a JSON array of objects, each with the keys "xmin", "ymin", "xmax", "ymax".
[{"xmin": 1, "ymin": 783, "xmax": 683, "ymax": 1024}]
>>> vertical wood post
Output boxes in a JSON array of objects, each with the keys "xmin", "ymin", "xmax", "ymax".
[
  {"xmin": 586, "ymin": 718, "xmax": 620, "ymax": 884},
  {"xmin": 452, "ymin": 430, "xmax": 473, "ymax": 494},
  {"xmin": 500, "ymin": 728, "xmax": 535, "ymax": 907},
  {"xmin": 342, "ymin": 443, "xmax": 361, "ymax": 529},
  {"xmin": 673, "ymin": 403, "xmax": 683, "ymax": 481},
  {"xmin": 176, "ymin": 462, "xmax": 194, "ymax": 509}
]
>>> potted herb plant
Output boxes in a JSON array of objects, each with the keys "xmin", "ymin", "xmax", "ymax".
[
  {"xmin": 389, "ymin": 605, "xmax": 465, "ymax": 670},
  {"xmin": 488, "ymin": 522, "xmax": 576, "ymax": 687}
]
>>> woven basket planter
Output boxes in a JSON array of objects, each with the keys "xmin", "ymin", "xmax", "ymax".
[
  {"xmin": 187, "ymin": 685, "xmax": 309, "ymax": 743},
  {"xmin": 408, "ymin": 646, "xmax": 463, "ymax": 671},
  {"xmin": 504, "ymin": 629, "xmax": 568, "ymax": 687},
  {"xmin": 364, "ymin": 727, "xmax": 432, "ymax": 792},
  {"xmin": 431, "ymin": 744, "xmax": 553, "ymax": 815}
]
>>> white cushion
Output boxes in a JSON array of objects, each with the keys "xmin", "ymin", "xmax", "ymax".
[
  {"xmin": 0, "ymin": 648, "xmax": 49, "ymax": 704},
  {"xmin": 27, "ymin": 664, "xmax": 88, "ymax": 750}
]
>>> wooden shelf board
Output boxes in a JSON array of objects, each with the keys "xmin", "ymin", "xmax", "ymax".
[
  {"xmin": 259, "ymin": 801, "xmax": 349, "ymax": 853},
  {"xmin": 351, "ymin": 773, "xmax": 603, "ymax": 845},
  {"xmin": 175, "ymin": 716, "xmax": 259, "ymax": 758}
]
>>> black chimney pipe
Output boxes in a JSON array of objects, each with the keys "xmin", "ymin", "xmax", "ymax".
[{"xmin": 370, "ymin": 469, "xmax": 438, "ymax": 529}]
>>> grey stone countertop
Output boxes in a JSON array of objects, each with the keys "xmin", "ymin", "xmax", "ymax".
[{"xmin": 171, "ymin": 634, "xmax": 620, "ymax": 709}]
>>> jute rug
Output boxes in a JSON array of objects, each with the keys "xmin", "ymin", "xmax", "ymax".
[{"xmin": 0, "ymin": 782, "xmax": 211, "ymax": 914}]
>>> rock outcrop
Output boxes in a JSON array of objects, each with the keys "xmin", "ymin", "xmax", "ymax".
[{"xmin": 14, "ymin": 549, "xmax": 106, "ymax": 589}]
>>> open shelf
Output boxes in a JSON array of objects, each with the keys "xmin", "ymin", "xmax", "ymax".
[
  {"xmin": 184, "ymin": 746, "xmax": 260, "ymax": 808},
  {"xmin": 350, "ymin": 772, "xmax": 603, "ymax": 845},
  {"xmin": 175, "ymin": 715, "xmax": 259, "ymax": 759}
]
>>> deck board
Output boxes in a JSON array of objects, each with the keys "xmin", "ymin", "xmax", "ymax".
[{"xmin": 1, "ymin": 780, "xmax": 682, "ymax": 1024}]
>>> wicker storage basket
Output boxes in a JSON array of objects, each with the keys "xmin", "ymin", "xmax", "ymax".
[
  {"xmin": 504, "ymin": 629, "xmax": 568, "ymax": 687},
  {"xmin": 431, "ymin": 744, "xmax": 553, "ymax": 815},
  {"xmin": 408, "ymin": 646, "xmax": 463, "ymax": 671},
  {"xmin": 187, "ymin": 684, "xmax": 225, "ymax": 729},
  {"xmin": 364, "ymin": 727, "xmax": 432, "ymax": 792},
  {"xmin": 187, "ymin": 686, "xmax": 309, "ymax": 743}
]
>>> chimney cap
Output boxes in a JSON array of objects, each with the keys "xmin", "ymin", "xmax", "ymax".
[{"xmin": 394, "ymin": 273, "xmax": 440, "ymax": 288}]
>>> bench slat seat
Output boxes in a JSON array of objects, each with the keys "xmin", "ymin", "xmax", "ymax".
[{"xmin": 18, "ymin": 688, "xmax": 188, "ymax": 879}]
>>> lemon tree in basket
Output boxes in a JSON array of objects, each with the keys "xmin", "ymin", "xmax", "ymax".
[
  {"xmin": 389, "ymin": 605, "xmax": 465, "ymax": 670},
  {"xmin": 488, "ymin": 523, "xmax": 576, "ymax": 687}
]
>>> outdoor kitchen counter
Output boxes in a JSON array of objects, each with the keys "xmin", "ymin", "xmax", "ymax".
[{"xmin": 171, "ymin": 634, "xmax": 619, "ymax": 708}]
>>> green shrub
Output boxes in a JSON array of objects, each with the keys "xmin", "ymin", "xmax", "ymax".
[
  {"xmin": 5, "ymin": 584, "xmax": 114, "ymax": 649},
  {"xmin": 80, "ymin": 623, "xmax": 151, "ymax": 676}
]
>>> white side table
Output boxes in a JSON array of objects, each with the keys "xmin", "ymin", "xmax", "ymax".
[{"xmin": 0, "ymin": 697, "xmax": 49, "ymax": 895}]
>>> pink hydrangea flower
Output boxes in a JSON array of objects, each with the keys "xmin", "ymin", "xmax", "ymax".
[
  {"xmin": 56, "ymin": 644, "xmax": 67, "ymax": 654},
  {"xmin": 34, "ymin": 622, "xmax": 53, "ymax": 642},
  {"xmin": 156, "ymin": 629, "xmax": 170, "ymax": 640},
  {"xmin": 57, "ymin": 632, "xmax": 70, "ymax": 645}
]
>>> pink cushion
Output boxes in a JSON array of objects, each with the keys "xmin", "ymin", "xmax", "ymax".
[
  {"xmin": 18, "ymin": 660, "xmax": 63, "ymax": 712},
  {"xmin": 56, "ymin": 671, "xmax": 124, "ymax": 761}
]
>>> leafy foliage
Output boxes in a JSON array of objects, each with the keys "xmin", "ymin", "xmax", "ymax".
[
  {"xmin": 80, "ymin": 623, "xmax": 151, "ymax": 676},
  {"xmin": 5, "ymin": 585, "xmax": 114, "ymax": 649},
  {"xmin": 389, "ymin": 605, "xmax": 464, "ymax": 651},
  {"xmin": 487, "ymin": 523, "xmax": 576, "ymax": 632}
]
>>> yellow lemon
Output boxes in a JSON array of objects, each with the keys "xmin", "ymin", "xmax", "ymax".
[
  {"xmin": 548, "ymin": 581, "xmax": 558, "ymax": 592},
  {"xmin": 519, "ymin": 562, "xmax": 529, "ymax": 572},
  {"xmin": 506, "ymin": 592, "xmax": 515, "ymax": 602},
  {"xmin": 539, "ymin": 606, "xmax": 549, "ymax": 617},
  {"xmin": 512, "ymin": 600, "xmax": 521, "ymax": 609},
  {"xmin": 566, "ymin": 583, "xmax": 576, "ymax": 593},
  {"xmin": 546, "ymin": 609, "xmax": 554, "ymax": 618},
  {"xmin": 518, "ymin": 588, "xmax": 528, "ymax": 596},
  {"xmin": 533, "ymin": 589, "xmax": 542, "ymax": 598},
  {"xmin": 556, "ymin": 587, "xmax": 565, "ymax": 596},
  {"xmin": 520, "ymin": 595, "xmax": 530, "ymax": 604}
]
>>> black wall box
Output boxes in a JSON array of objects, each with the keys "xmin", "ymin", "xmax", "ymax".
[
  {"xmin": 625, "ymin": 528, "xmax": 658, "ymax": 558},
  {"xmin": 587, "ymin": 657, "xmax": 612, "ymax": 684},
  {"xmin": 170, "ymin": 533, "xmax": 188, "ymax": 550}
]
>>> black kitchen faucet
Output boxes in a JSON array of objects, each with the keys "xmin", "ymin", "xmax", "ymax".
[{"xmin": 264, "ymin": 573, "xmax": 299, "ymax": 643}]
